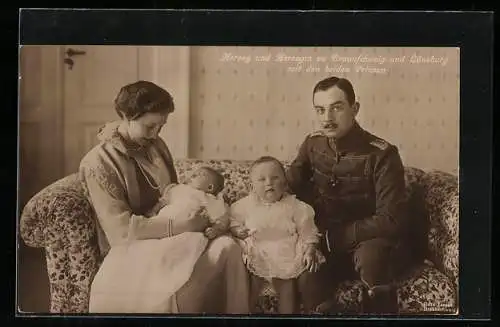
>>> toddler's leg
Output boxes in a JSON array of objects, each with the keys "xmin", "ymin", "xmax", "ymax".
[
  {"xmin": 250, "ymin": 274, "xmax": 265, "ymax": 312},
  {"xmin": 273, "ymin": 278, "xmax": 296, "ymax": 314}
]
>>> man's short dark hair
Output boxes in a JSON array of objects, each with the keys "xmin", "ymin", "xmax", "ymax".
[{"xmin": 313, "ymin": 76, "xmax": 356, "ymax": 106}]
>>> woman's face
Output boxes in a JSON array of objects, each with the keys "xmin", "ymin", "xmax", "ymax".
[
  {"xmin": 250, "ymin": 161, "xmax": 287, "ymax": 203},
  {"xmin": 126, "ymin": 112, "xmax": 168, "ymax": 146}
]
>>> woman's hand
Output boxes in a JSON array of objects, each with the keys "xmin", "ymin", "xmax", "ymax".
[{"xmin": 171, "ymin": 207, "xmax": 210, "ymax": 235}]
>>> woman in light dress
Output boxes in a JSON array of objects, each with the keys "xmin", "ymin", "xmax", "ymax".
[{"xmin": 80, "ymin": 80, "xmax": 249, "ymax": 314}]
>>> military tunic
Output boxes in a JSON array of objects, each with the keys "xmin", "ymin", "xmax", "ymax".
[
  {"xmin": 286, "ymin": 122, "xmax": 411, "ymax": 313},
  {"xmin": 286, "ymin": 122, "xmax": 408, "ymax": 253}
]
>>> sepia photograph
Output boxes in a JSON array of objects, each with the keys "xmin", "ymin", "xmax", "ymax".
[{"xmin": 18, "ymin": 45, "xmax": 459, "ymax": 316}]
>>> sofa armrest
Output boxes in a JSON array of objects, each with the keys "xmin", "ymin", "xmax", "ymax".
[
  {"xmin": 20, "ymin": 174, "xmax": 95, "ymax": 247},
  {"xmin": 420, "ymin": 170, "xmax": 459, "ymax": 288},
  {"xmin": 20, "ymin": 173, "xmax": 101, "ymax": 313}
]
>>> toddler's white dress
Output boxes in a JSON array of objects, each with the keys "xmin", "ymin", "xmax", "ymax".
[{"xmin": 230, "ymin": 193, "xmax": 325, "ymax": 280}]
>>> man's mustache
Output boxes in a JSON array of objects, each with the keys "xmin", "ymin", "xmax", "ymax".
[{"xmin": 322, "ymin": 122, "xmax": 338, "ymax": 128}]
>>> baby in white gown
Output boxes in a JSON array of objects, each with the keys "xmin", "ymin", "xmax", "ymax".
[
  {"xmin": 229, "ymin": 156, "xmax": 325, "ymax": 313},
  {"xmin": 148, "ymin": 166, "xmax": 229, "ymax": 239},
  {"xmin": 90, "ymin": 167, "xmax": 228, "ymax": 313}
]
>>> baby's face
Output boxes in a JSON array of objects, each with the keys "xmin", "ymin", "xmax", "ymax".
[
  {"xmin": 250, "ymin": 161, "xmax": 287, "ymax": 203},
  {"xmin": 188, "ymin": 170, "xmax": 218, "ymax": 195}
]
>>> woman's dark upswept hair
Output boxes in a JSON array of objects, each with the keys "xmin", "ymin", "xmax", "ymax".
[
  {"xmin": 313, "ymin": 76, "xmax": 356, "ymax": 105},
  {"xmin": 114, "ymin": 80, "xmax": 175, "ymax": 120}
]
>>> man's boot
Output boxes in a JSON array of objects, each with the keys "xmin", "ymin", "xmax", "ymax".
[
  {"xmin": 361, "ymin": 284, "xmax": 399, "ymax": 315},
  {"xmin": 312, "ymin": 298, "xmax": 336, "ymax": 314}
]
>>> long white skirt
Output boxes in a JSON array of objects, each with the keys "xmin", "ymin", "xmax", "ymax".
[{"xmin": 89, "ymin": 232, "xmax": 209, "ymax": 313}]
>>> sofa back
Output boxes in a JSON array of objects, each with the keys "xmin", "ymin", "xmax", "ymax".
[{"xmin": 174, "ymin": 159, "xmax": 425, "ymax": 202}]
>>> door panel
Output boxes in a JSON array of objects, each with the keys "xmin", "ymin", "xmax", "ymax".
[
  {"xmin": 63, "ymin": 45, "xmax": 192, "ymax": 175},
  {"xmin": 18, "ymin": 46, "xmax": 64, "ymax": 210},
  {"xmin": 63, "ymin": 45, "xmax": 144, "ymax": 175}
]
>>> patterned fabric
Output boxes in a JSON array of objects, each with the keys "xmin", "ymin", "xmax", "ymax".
[
  {"xmin": 19, "ymin": 159, "xmax": 458, "ymax": 314},
  {"xmin": 255, "ymin": 263, "xmax": 457, "ymax": 314},
  {"xmin": 420, "ymin": 170, "xmax": 459, "ymax": 288},
  {"xmin": 20, "ymin": 173, "xmax": 101, "ymax": 313}
]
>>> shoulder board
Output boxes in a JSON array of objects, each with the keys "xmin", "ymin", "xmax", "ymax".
[{"xmin": 370, "ymin": 138, "xmax": 389, "ymax": 150}]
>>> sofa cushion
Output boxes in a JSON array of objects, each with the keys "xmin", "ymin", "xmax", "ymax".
[{"xmin": 255, "ymin": 264, "xmax": 456, "ymax": 314}]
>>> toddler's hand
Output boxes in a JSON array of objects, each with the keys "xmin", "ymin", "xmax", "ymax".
[
  {"xmin": 232, "ymin": 227, "xmax": 251, "ymax": 239},
  {"xmin": 204, "ymin": 227, "xmax": 218, "ymax": 240},
  {"xmin": 303, "ymin": 245, "xmax": 320, "ymax": 273}
]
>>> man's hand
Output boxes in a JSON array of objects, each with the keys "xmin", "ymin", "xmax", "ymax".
[{"xmin": 303, "ymin": 244, "xmax": 321, "ymax": 273}]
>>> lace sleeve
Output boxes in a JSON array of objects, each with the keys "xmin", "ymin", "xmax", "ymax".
[
  {"xmin": 292, "ymin": 199, "xmax": 321, "ymax": 245},
  {"xmin": 80, "ymin": 153, "xmax": 172, "ymax": 245},
  {"xmin": 228, "ymin": 198, "xmax": 247, "ymax": 230}
]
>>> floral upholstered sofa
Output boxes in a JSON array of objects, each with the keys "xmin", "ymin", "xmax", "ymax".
[{"xmin": 20, "ymin": 159, "xmax": 458, "ymax": 315}]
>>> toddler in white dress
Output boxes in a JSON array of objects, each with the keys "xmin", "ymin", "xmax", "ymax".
[{"xmin": 229, "ymin": 156, "xmax": 325, "ymax": 313}]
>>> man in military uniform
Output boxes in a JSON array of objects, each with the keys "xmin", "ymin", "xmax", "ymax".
[{"xmin": 287, "ymin": 76, "xmax": 410, "ymax": 314}]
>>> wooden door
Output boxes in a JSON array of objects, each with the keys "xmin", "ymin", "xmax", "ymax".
[
  {"xmin": 62, "ymin": 45, "xmax": 191, "ymax": 175},
  {"xmin": 62, "ymin": 45, "xmax": 145, "ymax": 175},
  {"xmin": 18, "ymin": 46, "xmax": 65, "ymax": 210}
]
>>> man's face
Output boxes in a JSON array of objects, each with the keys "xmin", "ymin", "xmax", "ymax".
[{"xmin": 313, "ymin": 86, "xmax": 359, "ymax": 139}]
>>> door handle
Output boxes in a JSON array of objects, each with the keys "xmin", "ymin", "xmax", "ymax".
[
  {"xmin": 66, "ymin": 48, "xmax": 86, "ymax": 57},
  {"xmin": 64, "ymin": 48, "xmax": 86, "ymax": 70}
]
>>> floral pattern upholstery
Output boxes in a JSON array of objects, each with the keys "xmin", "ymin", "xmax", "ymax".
[
  {"xmin": 19, "ymin": 159, "xmax": 458, "ymax": 314},
  {"xmin": 420, "ymin": 171, "xmax": 459, "ymax": 289},
  {"xmin": 20, "ymin": 174, "xmax": 101, "ymax": 313}
]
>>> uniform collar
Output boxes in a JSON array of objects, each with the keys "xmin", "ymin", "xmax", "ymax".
[
  {"xmin": 310, "ymin": 121, "xmax": 364, "ymax": 152},
  {"xmin": 333, "ymin": 121, "xmax": 364, "ymax": 151}
]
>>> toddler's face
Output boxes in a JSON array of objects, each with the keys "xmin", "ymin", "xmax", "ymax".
[{"xmin": 250, "ymin": 161, "xmax": 287, "ymax": 203}]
